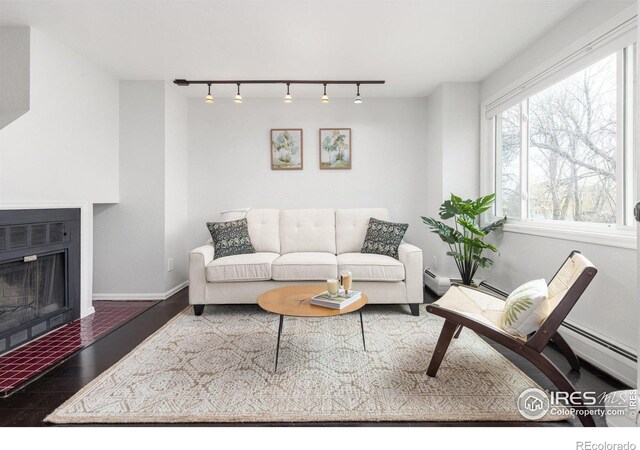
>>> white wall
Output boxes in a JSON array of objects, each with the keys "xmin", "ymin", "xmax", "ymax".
[
  {"xmin": 187, "ymin": 97, "xmax": 429, "ymax": 255},
  {"xmin": 423, "ymin": 83, "xmax": 480, "ymax": 276},
  {"xmin": 164, "ymin": 84, "xmax": 189, "ymax": 292},
  {"xmin": 0, "ymin": 28, "xmax": 119, "ymax": 204},
  {"xmin": 423, "ymin": 86, "xmax": 444, "ymax": 272},
  {"xmin": 0, "ymin": 27, "xmax": 30, "ymax": 130},
  {"xmin": 480, "ymin": 1, "xmax": 637, "ymax": 385},
  {"xmin": 441, "ymin": 83, "xmax": 480, "ymax": 200},
  {"xmin": 93, "ymin": 81, "xmax": 189, "ymax": 299},
  {"xmin": 93, "ymin": 81, "xmax": 166, "ymax": 296}
]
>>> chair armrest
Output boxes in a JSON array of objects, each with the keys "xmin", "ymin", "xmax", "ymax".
[
  {"xmin": 398, "ymin": 242, "xmax": 423, "ymax": 303},
  {"xmin": 189, "ymin": 244, "xmax": 214, "ymax": 304}
]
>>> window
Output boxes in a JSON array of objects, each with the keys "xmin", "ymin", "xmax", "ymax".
[{"xmin": 493, "ymin": 46, "xmax": 636, "ymax": 229}]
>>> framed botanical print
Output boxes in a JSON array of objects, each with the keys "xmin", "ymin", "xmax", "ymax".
[
  {"xmin": 319, "ymin": 128, "xmax": 351, "ymax": 170},
  {"xmin": 271, "ymin": 129, "xmax": 303, "ymax": 170}
]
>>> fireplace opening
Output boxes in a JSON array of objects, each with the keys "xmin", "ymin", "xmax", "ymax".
[
  {"xmin": 0, "ymin": 252, "xmax": 67, "ymax": 337},
  {"xmin": 0, "ymin": 209, "xmax": 80, "ymax": 354}
]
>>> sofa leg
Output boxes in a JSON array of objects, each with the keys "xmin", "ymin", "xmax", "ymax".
[
  {"xmin": 193, "ymin": 305, "xmax": 205, "ymax": 316},
  {"xmin": 409, "ymin": 303, "xmax": 420, "ymax": 316}
]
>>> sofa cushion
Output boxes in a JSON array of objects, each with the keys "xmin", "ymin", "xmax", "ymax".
[
  {"xmin": 246, "ymin": 209, "xmax": 280, "ymax": 253},
  {"xmin": 280, "ymin": 209, "xmax": 336, "ymax": 254},
  {"xmin": 361, "ymin": 218, "xmax": 408, "ymax": 259},
  {"xmin": 220, "ymin": 208, "xmax": 252, "ymax": 221},
  {"xmin": 219, "ymin": 209, "xmax": 280, "ymax": 253},
  {"xmin": 206, "ymin": 252, "xmax": 280, "ymax": 282},
  {"xmin": 336, "ymin": 208, "xmax": 390, "ymax": 254},
  {"xmin": 206, "ymin": 218, "xmax": 256, "ymax": 260},
  {"xmin": 272, "ymin": 252, "xmax": 338, "ymax": 281},
  {"xmin": 337, "ymin": 253, "xmax": 405, "ymax": 281}
]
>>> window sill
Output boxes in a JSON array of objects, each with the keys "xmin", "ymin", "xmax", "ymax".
[{"xmin": 501, "ymin": 222, "xmax": 637, "ymax": 250}]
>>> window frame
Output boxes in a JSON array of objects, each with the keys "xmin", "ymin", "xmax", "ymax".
[{"xmin": 481, "ymin": 44, "xmax": 637, "ymax": 250}]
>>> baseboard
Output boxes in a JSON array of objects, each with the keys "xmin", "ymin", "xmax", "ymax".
[
  {"xmin": 81, "ymin": 306, "xmax": 96, "ymax": 318},
  {"xmin": 164, "ymin": 281, "xmax": 189, "ymax": 298},
  {"xmin": 93, "ymin": 281, "xmax": 189, "ymax": 301}
]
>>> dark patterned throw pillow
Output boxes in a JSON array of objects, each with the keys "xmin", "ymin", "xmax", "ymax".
[
  {"xmin": 206, "ymin": 218, "xmax": 255, "ymax": 260},
  {"xmin": 361, "ymin": 217, "xmax": 408, "ymax": 260}
]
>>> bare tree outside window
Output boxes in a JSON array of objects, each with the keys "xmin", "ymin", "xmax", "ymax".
[
  {"xmin": 498, "ymin": 105, "xmax": 521, "ymax": 218},
  {"xmin": 527, "ymin": 54, "xmax": 617, "ymax": 224}
]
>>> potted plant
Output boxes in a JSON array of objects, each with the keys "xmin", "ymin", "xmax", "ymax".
[{"xmin": 422, "ymin": 194, "xmax": 506, "ymax": 286}]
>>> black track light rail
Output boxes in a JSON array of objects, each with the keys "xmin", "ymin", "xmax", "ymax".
[{"xmin": 174, "ymin": 79, "xmax": 385, "ymax": 86}]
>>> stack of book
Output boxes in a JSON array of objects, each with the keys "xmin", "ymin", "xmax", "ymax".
[{"xmin": 310, "ymin": 290, "xmax": 362, "ymax": 309}]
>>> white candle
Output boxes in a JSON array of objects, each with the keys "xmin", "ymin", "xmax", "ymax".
[{"xmin": 327, "ymin": 279, "xmax": 339, "ymax": 295}]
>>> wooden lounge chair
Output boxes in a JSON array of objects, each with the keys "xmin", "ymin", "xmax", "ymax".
[{"xmin": 425, "ymin": 251, "xmax": 597, "ymax": 427}]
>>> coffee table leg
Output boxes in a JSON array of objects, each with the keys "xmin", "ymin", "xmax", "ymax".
[
  {"xmin": 274, "ymin": 314, "xmax": 284, "ymax": 372},
  {"xmin": 359, "ymin": 310, "xmax": 366, "ymax": 351}
]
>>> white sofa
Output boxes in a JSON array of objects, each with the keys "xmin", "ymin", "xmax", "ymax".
[{"xmin": 189, "ymin": 208, "xmax": 424, "ymax": 315}]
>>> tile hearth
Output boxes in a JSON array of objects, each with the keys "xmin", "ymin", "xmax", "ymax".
[{"xmin": 0, "ymin": 301, "xmax": 157, "ymax": 396}]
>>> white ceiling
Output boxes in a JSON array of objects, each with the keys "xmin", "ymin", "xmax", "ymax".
[{"xmin": 0, "ymin": 0, "xmax": 583, "ymax": 98}]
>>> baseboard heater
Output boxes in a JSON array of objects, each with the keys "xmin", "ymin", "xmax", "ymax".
[
  {"xmin": 559, "ymin": 321, "xmax": 637, "ymax": 363},
  {"xmin": 423, "ymin": 269, "xmax": 459, "ymax": 296},
  {"xmin": 424, "ymin": 272, "xmax": 637, "ymax": 365}
]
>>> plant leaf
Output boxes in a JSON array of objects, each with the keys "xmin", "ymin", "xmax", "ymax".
[
  {"xmin": 481, "ymin": 216, "xmax": 507, "ymax": 234},
  {"xmin": 456, "ymin": 217, "xmax": 486, "ymax": 236},
  {"xmin": 473, "ymin": 194, "xmax": 496, "ymax": 214},
  {"xmin": 472, "ymin": 255, "xmax": 494, "ymax": 268},
  {"xmin": 438, "ymin": 200, "xmax": 458, "ymax": 219},
  {"xmin": 421, "ymin": 217, "xmax": 461, "ymax": 244}
]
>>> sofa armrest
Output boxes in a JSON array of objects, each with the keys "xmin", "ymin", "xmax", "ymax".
[
  {"xmin": 398, "ymin": 242, "xmax": 423, "ymax": 303},
  {"xmin": 189, "ymin": 244, "xmax": 214, "ymax": 305}
]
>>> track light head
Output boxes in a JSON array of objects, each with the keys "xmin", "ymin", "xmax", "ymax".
[
  {"xmin": 354, "ymin": 83, "xmax": 362, "ymax": 104},
  {"xmin": 284, "ymin": 83, "xmax": 293, "ymax": 104},
  {"xmin": 205, "ymin": 83, "xmax": 214, "ymax": 104},
  {"xmin": 321, "ymin": 83, "xmax": 329, "ymax": 104},
  {"xmin": 234, "ymin": 83, "xmax": 243, "ymax": 104}
]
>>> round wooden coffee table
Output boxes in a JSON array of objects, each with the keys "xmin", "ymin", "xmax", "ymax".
[{"xmin": 257, "ymin": 285, "xmax": 368, "ymax": 371}]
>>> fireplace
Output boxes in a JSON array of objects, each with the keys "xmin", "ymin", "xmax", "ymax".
[{"xmin": 0, "ymin": 209, "xmax": 80, "ymax": 355}]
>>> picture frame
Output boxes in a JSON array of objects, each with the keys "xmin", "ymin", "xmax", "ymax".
[
  {"xmin": 271, "ymin": 129, "xmax": 303, "ymax": 170},
  {"xmin": 319, "ymin": 128, "xmax": 352, "ymax": 170}
]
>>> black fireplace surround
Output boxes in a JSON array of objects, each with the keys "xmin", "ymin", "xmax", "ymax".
[{"xmin": 0, "ymin": 209, "xmax": 80, "ymax": 355}]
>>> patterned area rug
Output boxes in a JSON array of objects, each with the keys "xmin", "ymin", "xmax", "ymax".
[{"xmin": 46, "ymin": 304, "xmax": 568, "ymax": 424}]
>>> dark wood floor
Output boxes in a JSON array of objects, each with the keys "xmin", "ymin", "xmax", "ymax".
[{"xmin": 0, "ymin": 287, "xmax": 629, "ymax": 427}]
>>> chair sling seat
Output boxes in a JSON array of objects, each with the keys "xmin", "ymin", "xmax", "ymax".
[{"xmin": 431, "ymin": 285, "xmax": 526, "ymax": 341}]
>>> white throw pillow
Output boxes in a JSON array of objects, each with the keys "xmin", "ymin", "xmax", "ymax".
[{"xmin": 502, "ymin": 279, "xmax": 549, "ymax": 338}]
